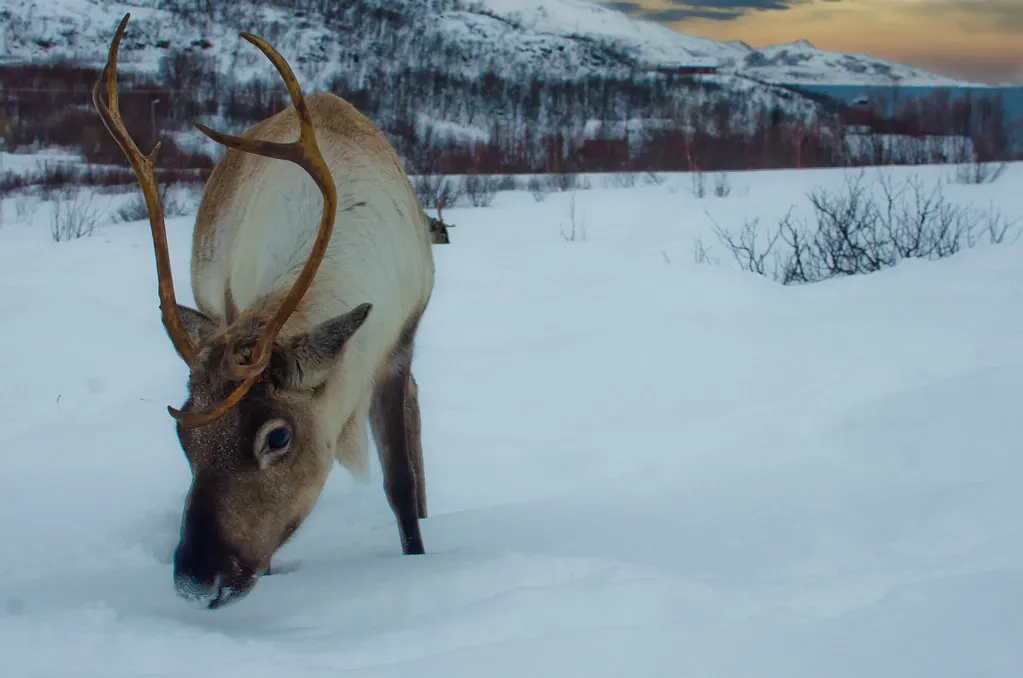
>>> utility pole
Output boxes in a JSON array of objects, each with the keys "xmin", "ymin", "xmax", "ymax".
[{"xmin": 150, "ymin": 98, "xmax": 161, "ymax": 148}]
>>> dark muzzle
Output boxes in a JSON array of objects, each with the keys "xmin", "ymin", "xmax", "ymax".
[{"xmin": 172, "ymin": 512, "xmax": 258, "ymax": 609}]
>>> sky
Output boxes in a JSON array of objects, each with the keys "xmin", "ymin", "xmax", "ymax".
[{"xmin": 596, "ymin": 0, "xmax": 1023, "ymax": 84}]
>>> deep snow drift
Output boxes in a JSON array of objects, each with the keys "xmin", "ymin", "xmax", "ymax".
[{"xmin": 1, "ymin": 162, "xmax": 1022, "ymax": 677}]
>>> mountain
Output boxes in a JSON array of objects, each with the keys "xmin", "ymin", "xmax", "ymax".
[
  {"xmin": 733, "ymin": 39, "xmax": 973, "ymax": 87},
  {"xmin": 0, "ymin": 0, "xmax": 965, "ymax": 89},
  {"xmin": 0, "ymin": 0, "xmax": 978, "ymax": 177},
  {"xmin": 471, "ymin": 0, "xmax": 968, "ymax": 87},
  {"xmin": 444, "ymin": 0, "xmax": 967, "ymax": 87},
  {"xmin": 0, "ymin": 1, "xmax": 817, "ymax": 151}
]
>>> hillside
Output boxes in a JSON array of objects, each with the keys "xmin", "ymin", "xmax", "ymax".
[
  {"xmin": 0, "ymin": 0, "xmax": 963, "ymax": 90},
  {"xmin": 2, "ymin": 0, "xmax": 996, "ymax": 179},
  {"xmin": 0, "ymin": 0, "xmax": 840, "ymax": 176}
]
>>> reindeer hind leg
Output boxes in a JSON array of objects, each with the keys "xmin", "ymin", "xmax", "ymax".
[
  {"xmin": 405, "ymin": 372, "xmax": 427, "ymax": 519},
  {"xmin": 370, "ymin": 321, "xmax": 426, "ymax": 555}
]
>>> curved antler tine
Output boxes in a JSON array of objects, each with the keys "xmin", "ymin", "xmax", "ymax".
[
  {"xmin": 196, "ymin": 33, "xmax": 337, "ymax": 382},
  {"xmin": 192, "ymin": 32, "xmax": 328, "ymax": 175},
  {"xmin": 92, "ymin": 14, "xmax": 128, "ymax": 124},
  {"xmin": 168, "ymin": 371, "xmax": 263, "ymax": 429},
  {"xmin": 181, "ymin": 29, "xmax": 338, "ymax": 424},
  {"xmin": 238, "ymin": 171, "xmax": 336, "ymax": 377},
  {"xmin": 93, "ymin": 13, "xmax": 199, "ymax": 367},
  {"xmin": 194, "ymin": 122, "xmax": 299, "ymax": 162},
  {"xmin": 238, "ymin": 33, "xmax": 313, "ymax": 124}
]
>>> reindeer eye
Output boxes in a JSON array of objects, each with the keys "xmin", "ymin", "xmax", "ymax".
[
  {"xmin": 266, "ymin": 426, "xmax": 291, "ymax": 450},
  {"xmin": 254, "ymin": 420, "xmax": 294, "ymax": 468}
]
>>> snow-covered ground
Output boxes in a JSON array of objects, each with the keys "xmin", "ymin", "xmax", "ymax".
[{"xmin": 1, "ymin": 161, "xmax": 1022, "ymax": 676}]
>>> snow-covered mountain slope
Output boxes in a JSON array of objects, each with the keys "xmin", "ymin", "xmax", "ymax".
[
  {"xmin": 0, "ymin": 0, "xmax": 966, "ymax": 89},
  {"xmin": 737, "ymin": 39, "xmax": 973, "ymax": 87},
  {"xmin": 474, "ymin": 0, "xmax": 967, "ymax": 86},
  {"xmin": 472, "ymin": 0, "xmax": 740, "ymax": 66}
]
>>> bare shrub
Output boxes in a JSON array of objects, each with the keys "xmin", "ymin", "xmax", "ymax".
[
  {"xmin": 528, "ymin": 175, "xmax": 550, "ymax": 202},
  {"xmin": 14, "ymin": 196, "xmax": 38, "ymax": 223},
  {"xmin": 689, "ymin": 170, "xmax": 707, "ymax": 198},
  {"xmin": 711, "ymin": 170, "xmax": 1022, "ymax": 284},
  {"xmin": 953, "ymin": 160, "xmax": 1008, "ymax": 185},
  {"xmin": 708, "ymin": 210, "xmax": 785, "ymax": 276},
  {"xmin": 713, "ymin": 172, "xmax": 732, "ymax": 198},
  {"xmin": 691, "ymin": 235, "xmax": 719, "ymax": 265},
  {"xmin": 803, "ymin": 173, "xmax": 894, "ymax": 276},
  {"xmin": 114, "ymin": 184, "xmax": 189, "ymax": 223},
  {"xmin": 413, "ymin": 174, "xmax": 463, "ymax": 209},
  {"xmin": 549, "ymin": 172, "xmax": 591, "ymax": 192},
  {"xmin": 604, "ymin": 172, "xmax": 638, "ymax": 189},
  {"xmin": 972, "ymin": 200, "xmax": 1022, "ymax": 246},
  {"xmin": 50, "ymin": 188, "xmax": 104, "ymax": 242},
  {"xmin": 550, "ymin": 172, "xmax": 578, "ymax": 192},
  {"xmin": 643, "ymin": 172, "xmax": 666, "ymax": 186},
  {"xmin": 463, "ymin": 174, "xmax": 502, "ymax": 207},
  {"xmin": 0, "ymin": 163, "xmax": 207, "ymax": 197},
  {"xmin": 560, "ymin": 194, "xmax": 587, "ymax": 242}
]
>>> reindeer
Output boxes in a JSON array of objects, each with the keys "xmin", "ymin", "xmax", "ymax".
[
  {"xmin": 93, "ymin": 14, "xmax": 435, "ymax": 609},
  {"xmin": 427, "ymin": 195, "xmax": 454, "ymax": 244}
]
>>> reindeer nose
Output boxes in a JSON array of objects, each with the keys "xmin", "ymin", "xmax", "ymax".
[
  {"xmin": 172, "ymin": 509, "xmax": 234, "ymax": 607},
  {"xmin": 173, "ymin": 569, "xmax": 221, "ymax": 608},
  {"xmin": 173, "ymin": 544, "xmax": 252, "ymax": 608},
  {"xmin": 172, "ymin": 524, "xmax": 258, "ymax": 609},
  {"xmin": 173, "ymin": 539, "xmax": 224, "ymax": 608}
]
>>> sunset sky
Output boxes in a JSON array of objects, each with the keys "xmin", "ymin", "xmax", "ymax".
[{"xmin": 595, "ymin": 0, "xmax": 1023, "ymax": 84}]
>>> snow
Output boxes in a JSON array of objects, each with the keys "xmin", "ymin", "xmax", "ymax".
[
  {"xmin": 473, "ymin": 0, "xmax": 967, "ymax": 86},
  {"xmin": 475, "ymin": 0, "xmax": 735, "ymax": 62},
  {"xmin": 2, "ymin": 161, "xmax": 1023, "ymax": 676},
  {"xmin": 743, "ymin": 40, "xmax": 976, "ymax": 87},
  {"xmin": 0, "ymin": 0, "xmax": 969, "ymax": 88},
  {"xmin": 0, "ymin": 149, "xmax": 84, "ymax": 174}
]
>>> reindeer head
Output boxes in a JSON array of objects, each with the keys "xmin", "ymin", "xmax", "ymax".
[
  {"xmin": 167, "ymin": 300, "xmax": 371, "ymax": 608},
  {"xmin": 93, "ymin": 14, "xmax": 366, "ymax": 608},
  {"xmin": 428, "ymin": 196, "xmax": 452, "ymax": 244}
]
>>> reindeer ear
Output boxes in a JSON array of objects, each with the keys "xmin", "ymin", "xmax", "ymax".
[
  {"xmin": 271, "ymin": 303, "xmax": 373, "ymax": 388},
  {"xmin": 176, "ymin": 304, "xmax": 217, "ymax": 344}
]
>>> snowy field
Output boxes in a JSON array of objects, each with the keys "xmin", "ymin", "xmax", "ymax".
[{"xmin": 1, "ymin": 160, "xmax": 1022, "ymax": 677}]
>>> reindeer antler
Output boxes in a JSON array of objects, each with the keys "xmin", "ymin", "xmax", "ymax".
[
  {"xmin": 172, "ymin": 30, "xmax": 338, "ymax": 428},
  {"xmin": 93, "ymin": 13, "xmax": 199, "ymax": 368},
  {"xmin": 94, "ymin": 14, "xmax": 339, "ymax": 429}
]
